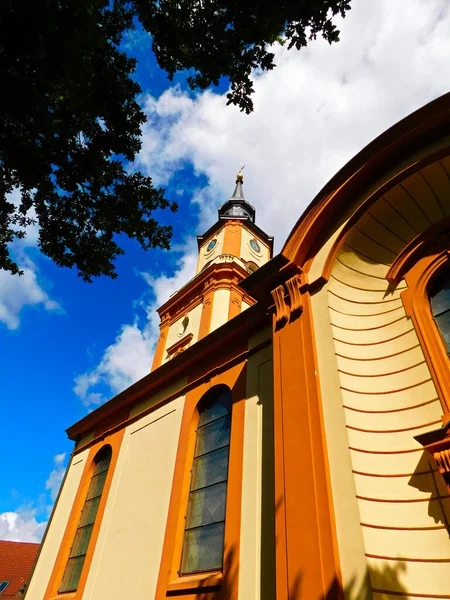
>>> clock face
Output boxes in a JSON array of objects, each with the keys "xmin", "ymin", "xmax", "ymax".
[
  {"xmin": 206, "ymin": 239, "xmax": 217, "ymax": 252},
  {"xmin": 249, "ymin": 238, "xmax": 261, "ymax": 253}
]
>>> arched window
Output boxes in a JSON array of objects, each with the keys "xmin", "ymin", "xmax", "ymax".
[
  {"xmin": 59, "ymin": 445, "xmax": 112, "ymax": 592},
  {"xmin": 180, "ymin": 386, "xmax": 232, "ymax": 574},
  {"xmin": 430, "ymin": 270, "xmax": 450, "ymax": 356}
]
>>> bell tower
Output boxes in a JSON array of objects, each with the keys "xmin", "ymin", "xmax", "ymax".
[{"xmin": 151, "ymin": 172, "xmax": 273, "ymax": 370}]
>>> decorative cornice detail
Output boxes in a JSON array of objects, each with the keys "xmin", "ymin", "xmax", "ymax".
[
  {"xmin": 387, "ymin": 218, "xmax": 450, "ymax": 284},
  {"xmin": 285, "ymin": 275, "xmax": 303, "ymax": 316},
  {"xmin": 270, "ymin": 270, "xmax": 305, "ymax": 328},
  {"xmin": 271, "ymin": 285, "xmax": 289, "ymax": 326},
  {"xmin": 434, "ymin": 449, "xmax": 450, "ymax": 474},
  {"xmin": 165, "ymin": 333, "xmax": 194, "ymax": 359}
]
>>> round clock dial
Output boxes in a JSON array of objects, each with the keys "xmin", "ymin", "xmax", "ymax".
[
  {"xmin": 249, "ymin": 238, "xmax": 261, "ymax": 253},
  {"xmin": 206, "ymin": 239, "xmax": 217, "ymax": 252}
]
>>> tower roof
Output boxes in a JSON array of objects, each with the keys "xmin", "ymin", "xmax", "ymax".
[{"xmin": 218, "ymin": 172, "xmax": 256, "ymax": 223}]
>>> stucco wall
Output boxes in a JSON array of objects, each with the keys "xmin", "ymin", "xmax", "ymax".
[
  {"xmin": 162, "ymin": 303, "xmax": 203, "ymax": 364},
  {"xmin": 81, "ymin": 396, "xmax": 185, "ymax": 599},
  {"xmin": 310, "ymin": 282, "xmax": 370, "ymax": 598},
  {"xmin": 324, "ymin": 155, "xmax": 450, "ymax": 599},
  {"xmin": 27, "ymin": 449, "xmax": 89, "ymax": 600},
  {"xmin": 210, "ymin": 288, "xmax": 231, "ymax": 333},
  {"xmin": 239, "ymin": 329, "xmax": 274, "ymax": 600},
  {"xmin": 240, "ymin": 226, "xmax": 270, "ymax": 266},
  {"xmin": 197, "ymin": 227, "xmax": 225, "ymax": 273}
]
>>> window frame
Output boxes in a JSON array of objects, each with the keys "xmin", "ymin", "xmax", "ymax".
[
  {"xmin": 156, "ymin": 366, "xmax": 246, "ymax": 597},
  {"xmin": 179, "ymin": 388, "xmax": 232, "ymax": 576},
  {"xmin": 58, "ymin": 445, "xmax": 112, "ymax": 593},
  {"xmin": 400, "ymin": 248, "xmax": 450, "ymax": 419},
  {"xmin": 43, "ymin": 429, "xmax": 124, "ymax": 600}
]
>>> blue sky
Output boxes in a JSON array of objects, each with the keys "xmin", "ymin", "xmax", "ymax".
[{"xmin": 1, "ymin": 0, "xmax": 450, "ymax": 541}]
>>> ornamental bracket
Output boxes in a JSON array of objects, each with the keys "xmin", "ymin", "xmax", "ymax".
[{"xmin": 271, "ymin": 274, "xmax": 304, "ymax": 328}]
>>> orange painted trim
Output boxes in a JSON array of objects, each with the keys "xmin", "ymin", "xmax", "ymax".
[
  {"xmin": 198, "ymin": 290, "xmax": 214, "ymax": 340},
  {"xmin": 317, "ymin": 147, "xmax": 450, "ymax": 284},
  {"xmin": 43, "ymin": 428, "xmax": 125, "ymax": 600},
  {"xmin": 165, "ymin": 333, "xmax": 194, "ymax": 358},
  {"xmin": 272, "ymin": 277, "xmax": 343, "ymax": 600},
  {"xmin": 155, "ymin": 363, "xmax": 246, "ymax": 600},
  {"xmin": 401, "ymin": 250, "xmax": 450, "ymax": 415},
  {"xmin": 157, "ymin": 259, "xmax": 249, "ymax": 320},
  {"xmin": 222, "ymin": 221, "xmax": 242, "ymax": 257},
  {"xmin": 228, "ymin": 288, "xmax": 243, "ymax": 320},
  {"xmin": 387, "ymin": 216, "xmax": 450, "ymax": 283},
  {"xmin": 152, "ymin": 318, "xmax": 170, "ymax": 371}
]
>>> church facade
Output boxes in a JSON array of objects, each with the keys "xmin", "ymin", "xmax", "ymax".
[{"xmin": 27, "ymin": 92, "xmax": 450, "ymax": 600}]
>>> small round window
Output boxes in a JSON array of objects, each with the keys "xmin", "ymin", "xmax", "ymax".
[
  {"xmin": 249, "ymin": 238, "xmax": 261, "ymax": 253},
  {"xmin": 206, "ymin": 239, "xmax": 217, "ymax": 252}
]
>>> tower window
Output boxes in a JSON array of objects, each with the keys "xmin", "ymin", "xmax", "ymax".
[
  {"xmin": 180, "ymin": 386, "xmax": 232, "ymax": 575},
  {"xmin": 0, "ymin": 581, "xmax": 10, "ymax": 592},
  {"xmin": 430, "ymin": 271, "xmax": 450, "ymax": 355},
  {"xmin": 59, "ymin": 445, "xmax": 112, "ymax": 592}
]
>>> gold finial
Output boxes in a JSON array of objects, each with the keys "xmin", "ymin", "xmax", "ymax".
[{"xmin": 236, "ymin": 165, "xmax": 245, "ymax": 182}]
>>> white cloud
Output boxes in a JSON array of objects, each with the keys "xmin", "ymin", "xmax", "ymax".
[
  {"xmin": 136, "ymin": 0, "xmax": 450, "ymax": 249},
  {"xmin": 76, "ymin": 0, "xmax": 450, "ymax": 404},
  {"xmin": 0, "ymin": 509, "xmax": 46, "ymax": 543},
  {"xmin": 74, "ymin": 245, "xmax": 198, "ymax": 405},
  {"xmin": 1, "ymin": 190, "xmax": 60, "ymax": 330},
  {"xmin": 45, "ymin": 453, "xmax": 67, "ymax": 502},
  {"xmin": 0, "ymin": 257, "xmax": 60, "ymax": 330},
  {"xmin": 0, "ymin": 453, "xmax": 68, "ymax": 542}
]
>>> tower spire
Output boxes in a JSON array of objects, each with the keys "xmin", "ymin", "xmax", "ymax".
[{"xmin": 218, "ymin": 169, "xmax": 255, "ymax": 223}]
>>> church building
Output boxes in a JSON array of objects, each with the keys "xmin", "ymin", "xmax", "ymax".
[{"xmin": 27, "ymin": 92, "xmax": 450, "ymax": 600}]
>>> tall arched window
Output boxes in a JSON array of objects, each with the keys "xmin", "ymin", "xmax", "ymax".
[
  {"xmin": 59, "ymin": 445, "xmax": 112, "ymax": 592},
  {"xmin": 430, "ymin": 271, "xmax": 450, "ymax": 356},
  {"xmin": 180, "ymin": 386, "xmax": 232, "ymax": 574}
]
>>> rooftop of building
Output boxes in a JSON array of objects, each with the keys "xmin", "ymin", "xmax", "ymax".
[{"xmin": 0, "ymin": 540, "xmax": 40, "ymax": 598}]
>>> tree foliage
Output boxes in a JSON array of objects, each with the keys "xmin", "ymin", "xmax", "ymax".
[{"xmin": 0, "ymin": 0, "xmax": 350, "ymax": 280}]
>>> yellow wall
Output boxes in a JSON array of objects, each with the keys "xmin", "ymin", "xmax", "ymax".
[
  {"xmin": 310, "ymin": 282, "xmax": 370, "ymax": 598},
  {"xmin": 26, "ymin": 450, "xmax": 89, "ymax": 600},
  {"xmin": 81, "ymin": 396, "xmax": 185, "ymax": 599},
  {"xmin": 196, "ymin": 227, "xmax": 225, "ymax": 273},
  {"xmin": 162, "ymin": 303, "xmax": 203, "ymax": 364},
  {"xmin": 240, "ymin": 226, "xmax": 270, "ymax": 266},
  {"xmin": 238, "ymin": 330, "xmax": 274, "ymax": 600},
  {"xmin": 241, "ymin": 300, "xmax": 251, "ymax": 313},
  {"xmin": 210, "ymin": 288, "xmax": 231, "ymax": 333},
  {"xmin": 322, "ymin": 155, "xmax": 450, "ymax": 598}
]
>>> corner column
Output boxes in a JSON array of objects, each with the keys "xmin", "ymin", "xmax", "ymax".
[
  {"xmin": 271, "ymin": 274, "xmax": 342, "ymax": 600},
  {"xmin": 151, "ymin": 315, "xmax": 170, "ymax": 371}
]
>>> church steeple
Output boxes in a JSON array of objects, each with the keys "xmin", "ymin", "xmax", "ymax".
[
  {"xmin": 151, "ymin": 172, "xmax": 273, "ymax": 371},
  {"xmin": 218, "ymin": 172, "xmax": 256, "ymax": 223}
]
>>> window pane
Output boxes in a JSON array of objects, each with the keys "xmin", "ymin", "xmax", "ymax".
[
  {"xmin": 196, "ymin": 416, "xmax": 231, "ymax": 456},
  {"xmin": 70, "ymin": 524, "xmax": 94, "ymax": 558},
  {"xmin": 186, "ymin": 482, "xmax": 227, "ymax": 529},
  {"xmin": 198, "ymin": 392, "xmax": 231, "ymax": 427},
  {"xmin": 59, "ymin": 445, "xmax": 111, "ymax": 593},
  {"xmin": 86, "ymin": 471, "xmax": 107, "ymax": 500},
  {"xmin": 431, "ymin": 274, "xmax": 450, "ymax": 316},
  {"xmin": 435, "ymin": 310, "xmax": 450, "ymax": 353},
  {"xmin": 191, "ymin": 447, "xmax": 229, "ymax": 490},
  {"xmin": 59, "ymin": 555, "xmax": 86, "ymax": 592},
  {"xmin": 93, "ymin": 448, "xmax": 112, "ymax": 475},
  {"xmin": 181, "ymin": 522, "xmax": 225, "ymax": 574},
  {"xmin": 79, "ymin": 496, "xmax": 101, "ymax": 527}
]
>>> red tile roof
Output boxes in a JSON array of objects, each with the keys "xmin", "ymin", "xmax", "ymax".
[{"xmin": 0, "ymin": 541, "xmax": 40, "ymax": 598}]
